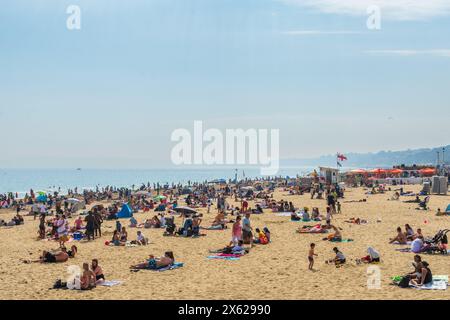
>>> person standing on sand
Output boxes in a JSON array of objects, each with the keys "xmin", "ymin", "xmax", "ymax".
[
  {"xmin": 85, "ymin": 211, "xmax": 95, "ymax": 241},
  {"xmin": 242, "ymin": 213, "xmax": 253, "ymax": 246},
  {"xmin": 93, "ymin": 209, "xmax": 103, "ymax": 237},
  {"xmin": 308, "ymin": 243, "xmax": 318, "ymax": 270},
  {"xmin": 231, "ymin": 216, "xmax": 242, "ymax": 246}
]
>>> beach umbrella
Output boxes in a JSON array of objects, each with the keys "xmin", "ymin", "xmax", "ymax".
[
  {"xmin": 419, "ymin": 168, "xmax": 436, "ymax": 175},
  {"xmin": 153, "ymin": 195, "xmax": 167, "ymax": 201},
  {"xmin": 172, "ymin": 206, "xmax": 197, "ymax": 215},
  {"xmin": 389, "ymin": 169, "xmax": 403, "ymax": 174}
]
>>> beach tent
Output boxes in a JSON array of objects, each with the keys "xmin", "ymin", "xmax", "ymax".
[
  {"xmin": 117, "ymin": 203, "xmax": 133, "ymax": 218},
  {"xmin": 36, "ymin": 194, "xmax": 47, "ymax": 203},
  {"xmin": 445, "ymin": 204, "xmax": 450, "ymax": 213}
]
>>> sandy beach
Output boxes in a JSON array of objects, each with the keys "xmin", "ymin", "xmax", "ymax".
[{"xmin": 0, "ymin": 184, "xmax": 449, "ymax": 300}]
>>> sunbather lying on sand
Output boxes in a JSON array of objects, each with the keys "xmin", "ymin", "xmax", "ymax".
[
  {"xmin": 211, "ymin": 240, "xmax": 248, "ymax": 255},
  {"xmin": 130, "ymin": 251, "xmax": 175, "ymax": 270},
  {"xmin": 344, "ymin": 218, "xmax": 367, "ymax": 224},
  {"xmin": 343, "ymin": 199, "xmax": 367, "ymax": 203},
  {"xmin": 25, "ymin": 245, "xmax": 77, "ymax": 263},
  {"xmin": 403, "ymin": 196, "xmax": 421, "ymax": 204},
  {"xmin": 297, "ymin": 223, "xmax": 328, "ymax": 234}
]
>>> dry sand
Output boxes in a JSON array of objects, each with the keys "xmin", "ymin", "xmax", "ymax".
[{"xmin": 0, "ymin": 185, "xmax": 449, "ymax": 300}]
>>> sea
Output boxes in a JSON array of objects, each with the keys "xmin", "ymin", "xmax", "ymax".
[{"xmin": 0, "ymin": 166, "xmax": 326, "ymax": 196}]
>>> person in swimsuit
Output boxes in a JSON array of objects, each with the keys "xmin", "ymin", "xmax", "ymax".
[
  {"xmin": 80, "ymin": 262, "xmax": 96, "ymax": 290},
  {"xmin": 120, "ymin": 227, "xmax": 128, "ymax": 242},
  {"xmin": 410, "ymin": 261, "xmax": 432, "ymax": 286},
  {"xmin": 231, "ymin": 216, "xmax": 242, "ymax": 246},
  {"xmin": 29, "ymin": 248, "xmax": 70, "ymax": 263},
  {"xmin": 130, "ymin": 251, "xmax": 175, "ymax": 270},
  {"xmin": 308, "ymin": 243, "xmax": 318, "ymax": 270},
  {"xmin": 91, "ymin": 259, "xmax": 105, "ymax": 283},
  {"xmin": 389, "ymin": 227, "xmax": 408, "ymax": 244}
]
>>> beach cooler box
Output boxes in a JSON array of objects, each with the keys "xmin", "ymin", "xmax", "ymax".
[{"xmin": 73, "ymin": 232, "xmax": 83, "ymax": 240}]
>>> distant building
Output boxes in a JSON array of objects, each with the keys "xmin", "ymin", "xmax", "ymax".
[{"xmin": 319, "ymin": 167, "xmax": 340, "ymax": 184}]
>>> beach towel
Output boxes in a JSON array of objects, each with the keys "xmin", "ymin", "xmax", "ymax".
[
  {"xmin": 207, "ymin": 256, "xmax": 240, "ymax": 260},
  {"xmin": 275, "ymin": 212, "xmax": 292, "ymax": 217},
  {"xmin": 392, "ymin": 241, "xmax": 412, "ymax": 245},
  {"xmin": 395, "ymin": 248, "xmax": 411, "ymax": 252},
  {"xmin": 156, "ymin": 262, "xmax": 184, "ymax": 272},
  {"xmin": 97, "ymin": 280, "xmax": 122, "ymax": 287},
  {"xmin": 329, "ymin": 238, "xmax": 353, "ymax": 243},
  {"xmin": 411, "ymin": 281, "xmax": 447, "ymax": 290},
  {"xmin": 392, "ymin": 275, "xmax": 448, "ymax": 290}
]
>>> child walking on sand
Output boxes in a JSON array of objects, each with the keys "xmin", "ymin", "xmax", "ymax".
[{"xmin": 308, "ymin": 243, "xmax": 318, "ymax": 270}]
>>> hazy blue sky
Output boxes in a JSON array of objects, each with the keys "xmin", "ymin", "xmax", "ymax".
[{"xmin": 1, "ymin": 0, "xmax": 449, "ymax": 168}]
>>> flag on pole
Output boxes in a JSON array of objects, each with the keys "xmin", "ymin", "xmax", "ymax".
[{"xmin": 337, "ymin": 153, "xmax": 348, "ymax": 161}]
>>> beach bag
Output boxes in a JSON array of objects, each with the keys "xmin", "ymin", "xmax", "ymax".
[{"xmin": 398, "ymin": 275, "xmax": 411, "ymax": 288}]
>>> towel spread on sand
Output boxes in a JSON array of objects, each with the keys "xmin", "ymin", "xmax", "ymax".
[
  {"xmin": 411, "ymin": 281, "xmax": 447, "ymax": 290},
  {"xmin": 97, "ymin": 280, "xmax": 122, "ymax": 287},
  {"xmin": 156, "ymin": 262, "xmax": 184, "ymax": 272},
  {"xmin": 275, "ymin": 212, "xmax": 292, "ymax": 217},
  {"xmin": 329, "ymin": 239, "xmax": 354, "ymax": 243},
  {"xmin": 395, "ymin": 248, "xmax": 450, "ymax": 254},
  {"xmin": 207, "ymin": 256, "xmax": 240, "ymax": 260},
  {"xmin": 392, "ymin": 241, "xmax": 412, "ymax": 245},
  {"xmin": 392, "ymin": 275, "xmax": 448, "ymax": 290}
]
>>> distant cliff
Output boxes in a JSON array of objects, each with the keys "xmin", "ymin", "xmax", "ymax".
[{"xmin": 282, "ymin": 145, "xmax": 450, "ymax": 168}]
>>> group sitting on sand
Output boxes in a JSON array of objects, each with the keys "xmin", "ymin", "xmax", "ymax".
[
  {"xmin": 389, "ymin": 225, "xmax": 424, "ymax": 244},
  {"xmin": 396, "ymin": 255, "xmax": 433, "ymax": 288}
]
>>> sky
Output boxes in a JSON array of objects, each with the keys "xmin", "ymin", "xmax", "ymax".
[{"xmin": 0, "ymin": 0, "xmax": 449, "ymax": 168}]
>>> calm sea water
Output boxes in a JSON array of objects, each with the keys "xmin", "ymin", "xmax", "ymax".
[{"xmin": 0, "ymin": 167, "xmax": 318, "ymax": 195}]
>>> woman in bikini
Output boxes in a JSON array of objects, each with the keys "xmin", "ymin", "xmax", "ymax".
[
  {"xmin": 91, "ymin": 259, "xmax": 105, "ymax": 283},
  {"xmin": 130, "ymin": 251, "xmax": 175, "ymax": 270},
  {"xmin": 80, "ymin": 262, "xmax": 96, "ymax": 290}
]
